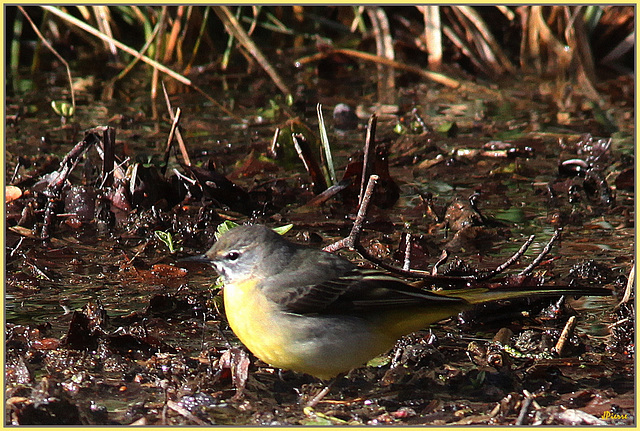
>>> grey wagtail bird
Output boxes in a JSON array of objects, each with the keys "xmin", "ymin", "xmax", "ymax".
[{"xmin": 192, "ymin": 224, "xmax": 609, "ymax": 380}]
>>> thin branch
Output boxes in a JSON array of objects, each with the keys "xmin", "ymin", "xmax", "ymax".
[
  {"xmin": 476, "ymin": 235, "xmax": 536, "ymax": 281},
  {"xmin": 292, "ymin": 134, "xmax": 328, "ymax": 194},
  {"xmin": 269, "ymin": 127, "xmax": 280, "ymax": 158},
  {"xmin": 453, "ymin": 6, "xmax": 516, "ymax": 74},
  {"xmin": 359, "ymin": 114, "xmax": 377, "ymax": 205},
  {"xmin": 402, "ymin": 232, "xmax": 412, "ymax": 271},
  {"xmin": 366, "ymin": 6, "xmax": 395, "ymax": 104},
  {"xmin": 162, "ymin": 107, "xmax": 182, "ymax": 175},
  {"xmin": 101, "ymin": 126, "xmax": 115, "ymax": 188},
  {"xmin": 417, "ymin": 5, "xmax": 442, "ymax": 69},
  {"xmin": 358, "ymin": 232, "xmax": 545, "ymax": 284},
  {"xmin": 519, "ymin": 229, "xmax": 562, "ymax": 276},
  {"xmin": 303, "ymin": 179, "xmax": 352, "ymax": 207},
  {"xmin": 515, "ymin": 391, "xmax": 534, "ymax": 425},
  {"xmin": 324, "ymin": 175, "xmax": 379, "ymax": 253},
  {"xmin": 92, "ymin": 6, "xmax": 117, "ymax": 56},
  {"xmin": 41, "ymin": 133, "xmax": 100, "ymax": 241},
  {"xmin": 296, "ymin": 47, "xmax": 461, "ymax": 89},
  {"xmin": 615, "ymin": 263, "xmax": 634, "ymax": 309},
  {"xmin": 162, "ymin": 82, "xmax": 192, "ymax": 167},
  {"xmin": 431, "ymin": 250, "xmax": 449, "ymax": 276},
  {"xmin": 354, "ymin": 243, "xmax": 474, "ymax": 284}
]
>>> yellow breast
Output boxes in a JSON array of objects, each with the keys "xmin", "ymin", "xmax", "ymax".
[{"xmin": 222, "ymin": 278, "xmax": 297, "ymax": 371}]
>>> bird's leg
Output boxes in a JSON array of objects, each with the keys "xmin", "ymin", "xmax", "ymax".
[{"xmin": 305, "ymin": 374, "xmax": 343, "ymax": 408}]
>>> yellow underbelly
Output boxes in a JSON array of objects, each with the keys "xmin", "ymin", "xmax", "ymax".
[{"xmin": 222, "ymin": 278, "xmax": 395, "ymax": 379}]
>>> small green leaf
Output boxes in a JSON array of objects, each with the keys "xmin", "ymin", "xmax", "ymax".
[
  {"xmin": 393, "ymin": 122, "xmax": 407, "ymax": 135},
  {"xmin": 155, "ymin": 230, "xmax": 175, "ymax": 253},
  {"xmin": 272, "ymin": 224, "xmax": 293, "ymax": 235},
  {"xmin": 214, "ymin": 222, "xmax": 293, "ymax": 240},
  {"xmin": 214, "ymin": 221, "xmax": 240, "ymax": 240},
  {"xmin": 51, "ymin": 100, "xmax": 75, "ymax": 118},
  {"xmin": 436, "ymin": 121, "xmax": 458, "ymax": 137}
]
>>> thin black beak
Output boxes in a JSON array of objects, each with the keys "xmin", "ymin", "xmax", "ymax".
[{"xmin": 179, "ymin": 254, "xmax": 211, "ymax": 264}]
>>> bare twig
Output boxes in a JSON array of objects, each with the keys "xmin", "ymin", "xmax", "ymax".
[
  {"xmin": 268, "ymin": 128, "xmax": 281, "ymax": 158},
  {"xmin": 354, "ymin": 243, "xmax": 473, "ymax": 284},
  {"xmin": 519, "ymin": 229, "xmax": 562, "ymax": 276},
  {"xmin": 417, "ymin": 5, "xmax": 442, "ymax": 69},
  {"xmin": 305, "ymin": 377, "xmax": 340, "ymax": 408},
  {"xmin": 554, "ymin": 315, "xmax": 576, "ymax": 356},
  {"xmin": 359, "ymin": 115, "xmax": 377, "ymax": 205},
  {"xmin": 162, "ymin": 82, "xmax": 192, "ymax": 167},
  {"xmin": 366, "ymin": 6, "xmax": 395, "ymax": 104},
  {"xmin": 516, "ymin": 390, "xmax": 535, "ymax": 425},
  {"xmin": 616, "ymin": 263, "xmax": 634, "ymax": 309},
  {"xmin": 88, "ymin": 125, "xmax": 119, "ymax": 188},
  {"xmin": 173, "ymin": 168, "xmax": 197, "ymax": 186},
  {"xmin": 431, "ymin": 249, "xmax": 449, "ymax": 276},
  {"xmin": 324, "ymin": 175, "xmax": 379, "ymax": 253},
  {"xmin": 515, "ymin": 397, "xmax": 530, "ymax": 425},
  {"xmin": 345, "ymin": 227, "xmax": 546, "ymax": 285},
  {"xmin": 92, "ymin": 6, "xmax": 117, "ymax": 56},
  {"xmin": 101, "ymin": 126, "xmax": 115, "ymax": 188},
  {"xmin": 608, "ymin": 317, "xmax": 630, "ymax": 329},
  {"xmin": 304, "ymin": 179, "xmax": 352, "ymax": 207},
  {"xmin": 162, "ymin": 5, "xmax": 185, "ymax": 64},
  {"xmin": 601, "ymin": 31, "xmax": 634, "ymax": 64},
  {"xmin": 162, "ymin": 107, "xmax": 182, "ymax": 174},
  {"xmin": 402, "ymin": 232, "xmax": 412, "ymax": 271},
  {"xmin": 296, "ymin": 47, "xmax": 461, "ymax": 88},
  {"xmin": 476, "ymin": 234, "xmax": 536, "ymax": 280},
  {"xmin": 103, "ymin": 7, "xmax": 167, "ymax": 99},
  {"xmin": 292, "ymin": 134, "xmax": 328, "ymax": 194},
  {"xmin": 452, "ymin": 6, "xmax": 516, "ymax": 74},
  {"xmin": 442, "ymin": 24, "xmax": 492, "ymax": 77}
]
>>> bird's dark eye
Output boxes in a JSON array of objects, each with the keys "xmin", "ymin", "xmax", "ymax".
[{"xmin": 225, "ymin": 251, "xmax": 241, "ymax": 261}]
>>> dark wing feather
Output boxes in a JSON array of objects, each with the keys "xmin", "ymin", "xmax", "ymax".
[
  {"xmin": 329, "ymin": 269, "xmax": 466, "ymax": 313},
  {"xmin": 263, "ymin": 250, "xmax": 465, "ymax": 315}
]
